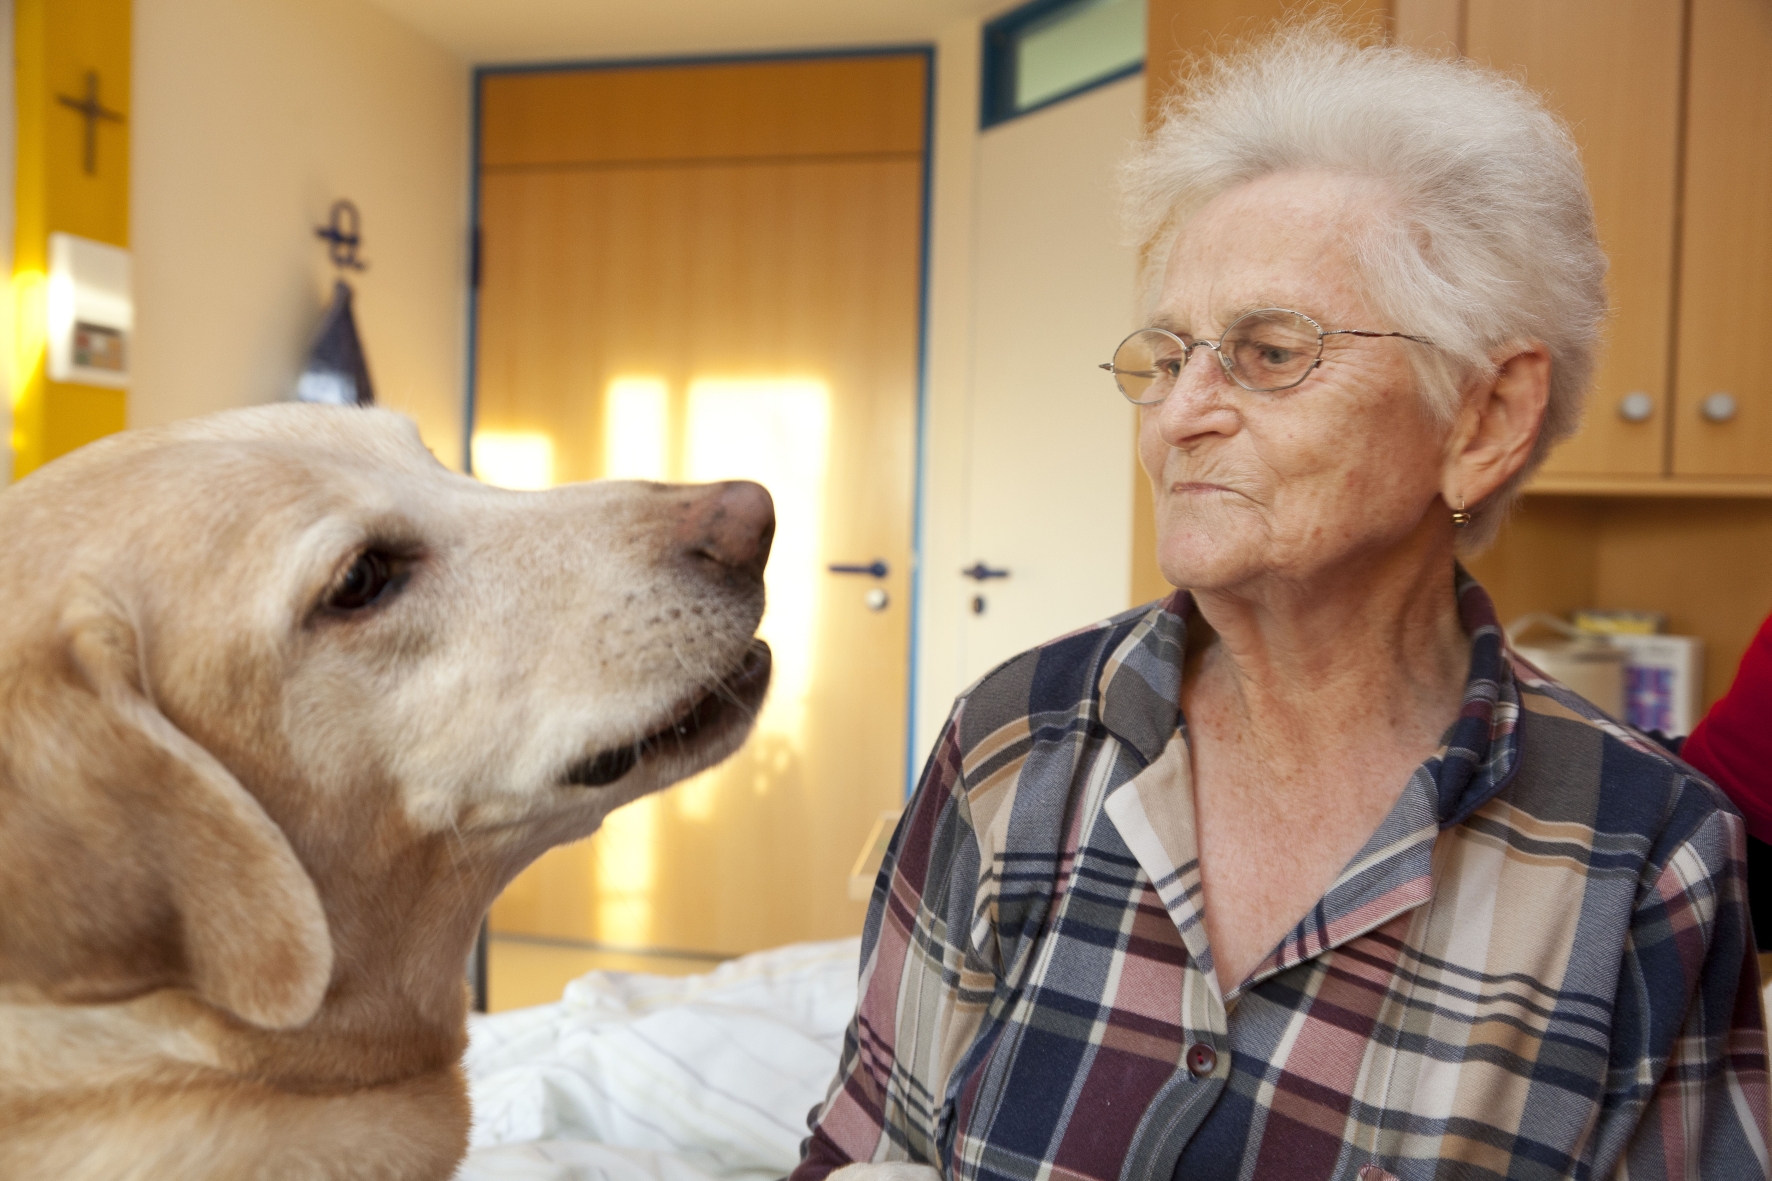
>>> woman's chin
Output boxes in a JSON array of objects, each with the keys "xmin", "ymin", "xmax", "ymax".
[{"xmin": 1154, "ymin": 536, "xmax": 1266, "ymax": 593}]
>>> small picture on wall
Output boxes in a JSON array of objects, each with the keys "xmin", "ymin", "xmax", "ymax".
[{"xmin": 73, "ymin": 322, "xmax": 126, "ymax": 372}]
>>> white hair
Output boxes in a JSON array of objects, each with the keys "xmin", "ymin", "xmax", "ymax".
[{"xmin": 1122, "ymin": 22, "xmax": 1607, "ymax": 550}]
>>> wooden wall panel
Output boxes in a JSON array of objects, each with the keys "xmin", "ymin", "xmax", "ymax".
[
  {"xmin": 480, "ymin": 56, "xmax": 926, "ymax": 168},
  {"xmin": 1392, "ymin": 0, "xmax": 1462, "ymax": 52},
  {"xmin": 1144, "ymin": 0, "xmax": 1388, "ymax": 118},
  {"xmin": 1463, "ymin": 498, "xmax": 1603, "ymax": 625},
  {"xmin": 1671, "ymin": 0, "xmax": 1772, "ymax": 478},
  {"xmin": 1465, "ymin": 0, "xmax": 1684, "ymax": 478},
  {"xmin": 1589, "ymin": 499, "xmax": 1772, "ymax": 706}
]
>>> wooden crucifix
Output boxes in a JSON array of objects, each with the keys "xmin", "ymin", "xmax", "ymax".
[{"xmin": 56, "ymin": 71, "xmax": 125, "ymax": 176}]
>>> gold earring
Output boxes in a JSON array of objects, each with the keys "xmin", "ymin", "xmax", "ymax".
[{"xmin": 1451, "ymin": 497, "xmax": 1472, "ymax": 529}]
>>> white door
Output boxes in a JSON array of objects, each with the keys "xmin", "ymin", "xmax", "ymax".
[{"xmin": 959, "ymin": 75, "xmax": 1145, "ymax": 685}]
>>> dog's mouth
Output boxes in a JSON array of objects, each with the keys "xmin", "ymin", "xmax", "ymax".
[{"xmin": 562, "ymin": 639, "xmax": 772, "ymax": 788}]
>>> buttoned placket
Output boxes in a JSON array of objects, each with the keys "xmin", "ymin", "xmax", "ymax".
[{"xmin": 1103, "ymin": 727, "xmax": 1445, "ymax": 1174}]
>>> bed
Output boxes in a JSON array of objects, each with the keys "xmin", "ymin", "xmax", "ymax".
[{"xmin": 454, "ymin": 938, "xmax": 859, "ymax": 1181}]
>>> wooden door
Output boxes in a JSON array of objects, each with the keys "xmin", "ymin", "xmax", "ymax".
[
  {"xmin": 1465, "ymin": 0, "xmax": 1685, "ymax": 478},
  {"xmin": 1671, "ymin": 0, "xmax": 1772, "ymax": 478},
  {"xmin": 473, "ymin": 56, "xmax": 926, "ymax": 959}
]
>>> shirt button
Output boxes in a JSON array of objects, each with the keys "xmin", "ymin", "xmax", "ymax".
[{"xmin": 1186, "ymin": 1042, "xmax": 1217, "ymax": 1077}]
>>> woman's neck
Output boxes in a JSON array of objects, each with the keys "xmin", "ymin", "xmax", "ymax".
[{"xmin": 1183, "ymin": 536, "xmax": 1472, "ymax": 759}]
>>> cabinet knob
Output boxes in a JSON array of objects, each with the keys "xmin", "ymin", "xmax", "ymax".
[
  {"xmin": 1700, "ymin": 391, "xmax": 1738, "ymax": 423},
  {"xmin": 1617, "ymin": 391, "xmax": 1654, "ymax": 422}
]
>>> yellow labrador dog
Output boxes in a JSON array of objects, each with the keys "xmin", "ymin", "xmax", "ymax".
[{"xmin": 0, "ymin": 405, "xmax": 773, "ymax": 1180}]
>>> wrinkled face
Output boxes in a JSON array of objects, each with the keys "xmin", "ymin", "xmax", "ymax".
[
  {"xmin": 1139, "ymin": 170, "xmax": 1450, "ymax": 592},
  {"xmin": 8, "ymin": 406, "xmax": 772, "ymax": 876}
]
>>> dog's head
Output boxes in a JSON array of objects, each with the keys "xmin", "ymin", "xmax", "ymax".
[{"xmin": 0, "ymin": 405, "xmax": 771, "ymax": 1032}]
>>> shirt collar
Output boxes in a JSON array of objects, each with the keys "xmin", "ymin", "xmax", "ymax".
[
  {"xmin": 1095, "ymin": 587, "xmax": 1190, "ymax": 767},
  {"xmin": 1434, "ymin": 567, "xmax": 1522, "ymax": 828},
  {"xmin": 1098, "ymin": 567, "xmax": 1522, "ymax": 998},
  {"xmin": 1098, "ymin": 567, "xmax": 1519, "ymax": 826}
]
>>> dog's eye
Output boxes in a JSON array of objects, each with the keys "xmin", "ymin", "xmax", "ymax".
[{"xmin": 328, "ymin": 551, "xmax": 395, "ymax": 611}]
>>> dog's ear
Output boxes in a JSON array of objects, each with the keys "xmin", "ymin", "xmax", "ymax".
[{"xmin": 0, "ymin": 583, "xmax": 333, "ymax": 1029}]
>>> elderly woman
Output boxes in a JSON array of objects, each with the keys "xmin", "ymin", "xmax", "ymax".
[{"xmin": 793, "ymin": 26, "xmax": 1767, "ymax": 1181}]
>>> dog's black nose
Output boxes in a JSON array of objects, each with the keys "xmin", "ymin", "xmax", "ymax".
[{"xmin": 678, "ymin": 480, "xmax": 774, "ymax": 581}]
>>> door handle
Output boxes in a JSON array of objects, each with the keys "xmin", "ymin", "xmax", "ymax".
[
  {"xmin": 961, "ymin": 562, "xmax": 1010, "ymax": 581},
  {"xmin": 828, "ymin": 560, "xmax": 889, "ymax": 578}
]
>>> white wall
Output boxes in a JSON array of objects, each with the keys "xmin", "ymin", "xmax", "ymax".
[
  {"xmin": 958, "ymin": 75, "xmax": 1140, "ymax": 685},
  {"xmin": 913, "ymin": 16, "xmax": 986, "ymax": 766},
  {"xmin": 131, "ymin": 0, "xmax": 470, "ymax": 465},
  {"xmin": 912, "ymin": 15, "xmax": 1142, "ymax": 770}
]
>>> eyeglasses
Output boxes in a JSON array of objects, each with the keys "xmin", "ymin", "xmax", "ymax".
[{"xmin": 1099, "ymin": 308, "xmax": 1432, "ymax": 403}]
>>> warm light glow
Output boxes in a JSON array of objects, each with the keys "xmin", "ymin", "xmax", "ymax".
[
  {"xmin": 593, "ymin": 794, "xmax": 658, "ymax": 947},
  {"xmin": 472, "ymin": 431, "xmax": 555, "ymax": 490},
  {"xmin": 604, "ymin": 377, "xmax": 671, "ymax": 480},
  {"xmin": 587, "ymin": 374, "xmax": 831, "ymax": 946},
  {"xmin": 591, "ymin": 377, "xmax": 671, "ymax": 942},
  {"xmin": 10, "ymin": 269, "xmax": 46, "ymax": 404},
  {"xmin": 6, "ymin": 270, "xmax": 46, "ymax": 464},
  {"xmin": 44, "ymin": 267, "xmax": 75, "ymax": 374},
  {"xmin": 685, "ymin": 378, "xmax": 831, "ymax": 750}
]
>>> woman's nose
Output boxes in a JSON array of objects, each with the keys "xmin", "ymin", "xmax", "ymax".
[{"xmin": 1150, "ymin": 353, "xmax": 1240, "ymax": 446}]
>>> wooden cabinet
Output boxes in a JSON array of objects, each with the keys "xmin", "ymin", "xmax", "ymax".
[
  {"xmin": 1466, "ymin": 0, "xmax": 1685, "ymax": 479},
  {"xmin": 1464, "ymin": 0, "xmax": 1772, "ymax": 491},
  {"xmin": 1672, "ymin": 0, "xmax": 1772, "ymax": 479}
]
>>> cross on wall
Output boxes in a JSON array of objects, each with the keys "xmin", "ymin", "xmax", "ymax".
[{"xmin": 56, "ymin": 71, "xmax": 124, "ymax": 176}]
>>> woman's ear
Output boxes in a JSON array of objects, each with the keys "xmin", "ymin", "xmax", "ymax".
[
  {"xmin": 1442, "ymin": 342, "xmax": 1552, "ymax": 508},
  {"xmin": 0, "ymin": 582, "xmax": 333, "ymax": 1029}
]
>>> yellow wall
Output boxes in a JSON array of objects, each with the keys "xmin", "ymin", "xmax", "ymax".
[
  {"xmin": 126, "ymin": 0, "xmax": 469, "ymax": 465},
  {"xmin": 10, "ymin": 0, "xmax": 131, "ymax": 478}
]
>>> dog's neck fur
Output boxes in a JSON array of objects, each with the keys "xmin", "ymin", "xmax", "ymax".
[{"xmin": 223, "ymin": 773, "xmax": 508, "ymax": 1092}]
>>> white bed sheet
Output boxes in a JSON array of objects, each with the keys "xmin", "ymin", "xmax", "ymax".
[{"xmin": 455, "ymin": 938, "xmax": 860, "ymax": 1181}]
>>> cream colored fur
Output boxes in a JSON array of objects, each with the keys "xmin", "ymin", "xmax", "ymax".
[{"xmin": 0, "ymin": 405, "xmax": 772, "ymax": 1180}]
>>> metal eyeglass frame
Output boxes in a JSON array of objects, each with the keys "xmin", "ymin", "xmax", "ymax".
[{"xmin": 1098, "ymin": 307, "xmax": 1434, "ymax": 402}]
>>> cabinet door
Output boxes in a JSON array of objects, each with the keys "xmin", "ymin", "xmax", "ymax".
[
  {"xmin": 1466, "ymin": 0, "xmax": 1684, "ymax": 476},
  {"xmin": 1672, "ymin": 0, "xmax": 1772, "ymax": 478}
]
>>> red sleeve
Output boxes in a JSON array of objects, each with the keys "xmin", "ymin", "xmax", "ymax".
[{"xmin": 1682, "ymin": 610, "xmax": 1772, "ymax": 844}]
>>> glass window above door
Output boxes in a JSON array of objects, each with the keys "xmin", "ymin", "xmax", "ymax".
[{"xmin": 982, "ymin": 0, "xmax": 1145, "ymax": 127}]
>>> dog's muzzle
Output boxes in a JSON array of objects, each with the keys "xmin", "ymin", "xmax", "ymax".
[{"xmin": 563, "ymin": 639, "xmax": 772, "ymax": 788}]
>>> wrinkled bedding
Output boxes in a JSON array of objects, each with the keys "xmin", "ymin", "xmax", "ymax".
[{"xmin": 454, "ymin": 938, "xmax": 859, "ymax": 1181}]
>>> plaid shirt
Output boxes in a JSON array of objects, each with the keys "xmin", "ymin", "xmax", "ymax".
[{"xmin": 794, "ymin": 574, "xmax": 1769, "ymax": 1181}]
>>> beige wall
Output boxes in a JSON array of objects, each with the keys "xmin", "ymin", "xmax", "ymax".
[
  {"xmin": 958, "ymin": 75, "xmax": 1140, "ymax": 685},
  {"xmin": 130, "ymin": 0, "xmax": 469, "ymax": 465},
  {"xmin": 912, "ymin": 10, "xmax": 1141, "ymax": 766},
  {"xmin": 913, "ymin": 15, "xmax": 984, "ymax": 763}
]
